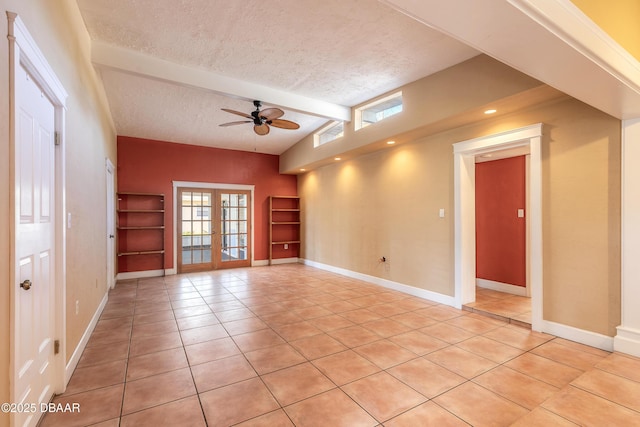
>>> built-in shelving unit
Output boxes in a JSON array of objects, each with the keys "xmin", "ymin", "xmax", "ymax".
[
  {"xmin": 117, "ymin": 192, "xmax": 165, "ymax": 274},
  {"xmin": 269, "ymin": 196, "xmax": 301, "ymax": 265}
]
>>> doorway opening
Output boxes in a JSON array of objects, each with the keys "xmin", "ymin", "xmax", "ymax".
[
  {"xmin": 471, "ymin": 154, "xmax": 531, "ymax": 326},
  {"xmin": 453, "ymin": 124, "xmax": 543, "ymax": 331},
  {"xmin": 175, "ymin": 183, "xmax": 253, "ymax": 273}
]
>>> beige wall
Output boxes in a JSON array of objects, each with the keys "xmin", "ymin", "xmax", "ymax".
[
  {"xmin": 300, "ymin": 129, "xmax": 455, "ymax": 295},
  {"xmin": 0, "ymin": 0, "xmax": 116, "ymax": 420},
  {"xmin": 299, "ymin": 97, "xmax": 620, "ymax": 337}
]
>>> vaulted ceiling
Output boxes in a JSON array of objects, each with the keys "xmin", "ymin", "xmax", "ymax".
[
  {"xmin": 76, "ymin": 0, "xmax": 478, "ymax": 154},
  {"xmin": 77, "ymin": 0, "xmax": 640, "ymax": 155}
]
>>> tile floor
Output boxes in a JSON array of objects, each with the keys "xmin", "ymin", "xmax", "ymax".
[
  {"xmin": 40, "ymin": 264, "xmax": 640, "ymax": 426},
  {"xmin": 464, "ymin": 287, "xmax": 532, "ymax": 328}
]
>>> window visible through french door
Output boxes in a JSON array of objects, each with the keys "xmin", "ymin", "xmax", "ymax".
[{"xmin": 178, "ymin": 188, "xmax": 251, "ymax": 272}]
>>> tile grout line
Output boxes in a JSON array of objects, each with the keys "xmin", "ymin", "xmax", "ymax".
[{"xmin": 43, "ymin": 265, "xmax": 640, "ymax": 426}]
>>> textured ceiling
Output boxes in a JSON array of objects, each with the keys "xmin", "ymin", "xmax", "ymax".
[
  {"xmin": 99, "ymin": 71, "xmax": 328, "ymax": 153},
  {"xmin": 77, "ymin": 0, "xmax": 479, "ymax": 154}
]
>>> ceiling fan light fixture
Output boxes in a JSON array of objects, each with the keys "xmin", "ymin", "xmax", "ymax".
[{"xmin": 220, "ymin": 100, "xmax": 300, "ymax": 136}]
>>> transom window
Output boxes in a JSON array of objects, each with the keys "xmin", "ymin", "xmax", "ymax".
[
  {"xmin": 355, "ymin": 91, "xmax": 403, "ymax": 130},
  {"xmin": 314, "ymin": 121, "xmax": 344, "ymax": 147}
]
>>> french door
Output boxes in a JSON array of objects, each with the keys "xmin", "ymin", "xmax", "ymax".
[{"xmin": 178, "ymin": 188, "xmax": 251, "ymax": 272}]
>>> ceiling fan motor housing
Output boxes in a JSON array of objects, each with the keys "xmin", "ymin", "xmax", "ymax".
[{"xmin": 220, "ymin": 100, "xmax": 300, "ymax": 135}]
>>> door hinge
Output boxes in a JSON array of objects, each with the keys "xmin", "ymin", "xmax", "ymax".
[
  {"xmin": 54, "ymin": 339, "xmax": 60, "ymax": 355},
  {"xmin": 54, "ymin": 132, "xmax": 60, "ymax": 146}
]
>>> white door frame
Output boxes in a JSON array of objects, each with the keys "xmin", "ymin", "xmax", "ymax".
[
  {"xmin": 453, "ymin": 124, "xmax": 543, "ymax": 331},
  {"xmin": 106, "ymin": 158, "xmax": 116, "ymax": 289},
  {"xmin": 8, "ymin": 12, "xmax": 68, "ymax": 404}
]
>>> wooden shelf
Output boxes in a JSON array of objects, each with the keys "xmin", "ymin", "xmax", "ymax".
[
  {"xmin": 118, "ymin": 192, "xmax": 165, "ymax": 197},
  {"xmin": 269, "ymin": 196, "xmax": 301, "ymax": 265},
  {"xmin": 118, "ymin": 209, "xmax": 165, "ymax": 213},
  {"xmin": 118, "ymin": 250, "xmax": 165, "ymax": 256},
  {"xmin": 117, "ymin": 193, "xmax": 165, "ymax": 274},
  {"xmin": 118, "ymin": 226, "xmax": 165, "ymax": 230}
]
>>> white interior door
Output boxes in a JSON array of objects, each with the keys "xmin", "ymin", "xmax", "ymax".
[
  {"xmin": 14, "ymin": 64, "xmax": 56, "ymax": 427},
  {"xmin": 106, "ymin": 159, "xmax": 116, "ymax": 289}
]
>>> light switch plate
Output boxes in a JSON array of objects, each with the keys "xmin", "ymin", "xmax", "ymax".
[
  {"xmin": 518, "ymin": 209, "xmax": 525, "ymax": 218},
  {"xmin": 439, "ymin": 208, "xmax": 445, "ymax": 218}
]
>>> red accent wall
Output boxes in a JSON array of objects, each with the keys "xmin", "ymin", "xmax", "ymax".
[
  {"xmin": 117, "ymin": 136, "xmax": 298, "ymax": 272},
  {"xmin": 475, "ymin": 156, "xmax": 526, "ymax": 287}
]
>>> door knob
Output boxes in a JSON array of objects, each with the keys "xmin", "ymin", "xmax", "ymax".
[
  {"xmin": 20, "ymin": 279, "xmax": 32, "ymax": 290},
  {"xmin": 109, "ymin": 234, "xmax": 115, "ymax": 238}
]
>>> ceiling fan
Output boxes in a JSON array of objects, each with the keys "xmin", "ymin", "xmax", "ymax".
[{"xmin": 220, "ymin": 100, "xmax": 300, "ymax": 136}]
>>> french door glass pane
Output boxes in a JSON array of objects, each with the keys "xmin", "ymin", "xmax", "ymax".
[
  {"xmin": 182, "ymin": 206, "xmax": 191, "ymax": 220},
  {"xmin": 193, "ymin": 221, "xmax": 202, "ymax": 234},
  {"xmin": 220, "ymin": 192, "xmax": 248, "ymax": 262},
  {"xmin": 181, "ymin": 190, "xmax": 213, "ymax": 267}
]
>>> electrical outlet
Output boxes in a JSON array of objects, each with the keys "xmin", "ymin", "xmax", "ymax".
[
  {"xmin": 284, "ymin": 243, "xmax": 289, "ymax": 249},
  {"xmin": 75, "ymin": 300, "xmax": 79, "ymax": 315}
]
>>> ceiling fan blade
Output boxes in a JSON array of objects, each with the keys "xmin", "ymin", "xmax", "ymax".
[
  {"xmin": 259, "ymin": 108, "xmax": 284, "ymax": 121},
  {"xmin": 219, "ymin": 121, "xmax": 252, "ymax": 127},
  {"xmin": 254, "ymin": 123, "xmax": 270, "ymax": 135},
  {"xmin": 269, "ymin": 119, "xmax": 300, "ymax": 130},
  {"xmin": 221, "ymin": 108, "xmax": 252, "ymax": 119}
]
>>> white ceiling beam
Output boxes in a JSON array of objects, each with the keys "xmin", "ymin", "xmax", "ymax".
[
  {"xmin": 381, "ymin": 0, "xmax": 640, "ymax": 120},
  {"xmin": 91, "ymin": 41, "xmax": 351, "ymax": 122}
]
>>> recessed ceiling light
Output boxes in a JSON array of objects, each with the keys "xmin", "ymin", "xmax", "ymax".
[
  {"xmin": 484, "ymin": 109, "xmax": 497, "ymax": 115},
  {"xmin": 334, "ymin": 157, "xmax": 341, "ymax": 161},
  {"xmin": 386, "ymin": 140, "xmax": 396, "ymax": 145}
]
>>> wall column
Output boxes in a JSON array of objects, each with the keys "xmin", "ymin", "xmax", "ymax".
[{"xmin": 615, "ymin": 118, "xmax": 640, "ymax": 357}]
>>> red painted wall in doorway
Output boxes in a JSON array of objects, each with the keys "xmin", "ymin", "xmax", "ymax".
[
  {"xmin": 117, "ymin": 136, "xmax": 298, "ymax": 273},
  {"xmin": 475, "ymin": 156, "xmax": 526, "ymax": 287}
]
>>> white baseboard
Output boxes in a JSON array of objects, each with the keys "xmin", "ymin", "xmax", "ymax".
[
  {"xmin": 301, "ymin": 258, "xmax": 456, "ymax": 307},
  {"xmin": 542, "ymin": 320, "xmax": 614, "ymax": 352},
  {"xmin": 252, "ymin": 259, "xmax": 269, "ymax": 267},
  {"xmin": 64, "ymin": 292, "xmax": 108, "ymax": 386},
  {"xmin": 269, "ymin": 257, "xmax": 300, "ymax": 266},
  {"xmin": 116, "ymin": 269, "xmax": 166, "ymax": 281},
  {"xmin": 614, "ymin": 326, "xmax": 640, "ymax": 358},
  {"xmin": 477, "ymin": 278, "xmax": 527, "ymax": 296}
]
